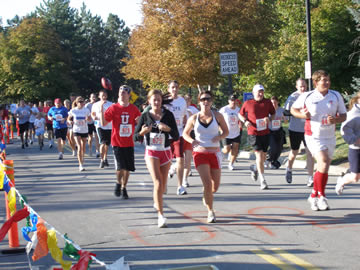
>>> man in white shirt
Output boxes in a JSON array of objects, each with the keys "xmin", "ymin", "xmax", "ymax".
[
  {"xmin": 165, "ymin": 81, "xmax": 188, "ymax": 195},
  {"xmin": 291, "ymin": 70, "xmax": 347, "ymax": 211},
  {"xmin": 91, "ymin": 90, "xmax": 113, "ymax": 168}
]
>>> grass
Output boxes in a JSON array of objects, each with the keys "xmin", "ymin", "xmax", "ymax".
[{"xmin": 239, "ymin": 123, "xmax": 349, "ymax": 166}]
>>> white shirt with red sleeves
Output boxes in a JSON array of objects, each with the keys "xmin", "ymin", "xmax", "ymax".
[{"xmin": 292, "ymin": 89, "xmax": 347, "ymax": 139}]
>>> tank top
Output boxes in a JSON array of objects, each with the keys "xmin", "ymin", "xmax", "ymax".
[{"xmin": 193, "ymin": 110, "xmax": 220, "ymax": 148}]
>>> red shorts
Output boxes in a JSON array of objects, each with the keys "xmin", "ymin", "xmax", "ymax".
[
  {"xmin": 183, "ymin": 139, "xmax": 193, "ymax": 151},
  {"xmin": 145, "ymin": 148, "xmax": 172, "ymax": 166},
  {"xmin": 170, "ymin": 137, "xmax": 184, "ymax": 158},
  {"xmin": 193, "ymin": 151, "xmax": 221, "ymax": 169}
]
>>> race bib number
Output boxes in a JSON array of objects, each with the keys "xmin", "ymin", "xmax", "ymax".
[
  {"xmin": 256, "ymin": 118, "xmax": 267, "ymax": 131},
  {"xmin": 119, "ymin": 124, "xmax": 132, "ymax": 137},
  {"xmin": 271, "ymin": 120, "xmax": 281, "ymax": 129},
  {"xmin": 321, "ymin": 115, "xmax": 330, "ymax": 126},
  {"xmin": 75, "ymin": 119, "xmax": 86, "ymax": 126},
  {"xmin": 229, "ymin": 115, "xmax": 237, "ymax": 126},
  {"xmin": 55, "ymin": 114, "xmax": 63, "ymax": 121},
  {"xmin": 22, "ymin": 110, "xmax": 29, "ymax": 116},
  {"xmin": 175, "ymin": 118, "xmax": 181, "ymax": 127},
  {"xmin": 149, "ymin": 133, "xmax": 165, "ymax": 148}
]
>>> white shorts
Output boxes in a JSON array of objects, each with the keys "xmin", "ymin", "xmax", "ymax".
[{"xmin": 305, "ymin": 135, "xmax": 336, "ymax": 159}]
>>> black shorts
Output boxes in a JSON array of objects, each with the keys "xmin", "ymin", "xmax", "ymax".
[
  {"xmin": 46, "ymin": 123, "xmax": 53, "ymax": 132},
  {"xmin": 28, "ymin": 122, "xmax": 35, "ymax": 130},
  {"xmin": 74, "ymin": 132, "xmax": 88, "ymax": 138},
  {"xmin": 113, "ymin": 146, "xmax": 135, "ymax": 171},
  {"xmin": 88, "ymin": 123, "xmax": 96, "ymax": 135},
  {"xmin": 54, "ymin": 128, "xmax": 67, "ymax": 141},
  {"xmin": 289, "ymin": 130, "xmax": 306, "ymax": 150},
  {"xmin": 349, "ymin": 148, "xmax": 360, "ymax": 173},
  {"xmin": 223, "ymin": 131, "xmax": 242, "ymax": 146},
  {"xmin": 247, "ymin": 134, "xmax": 270, "ymax": 152},
  {"xmin": 19, "ymin": 122, "xmax": 29, "ymax": 134},
  {"xmin": 97, "ymin": 128, "xmax": 111, "ymax": 146}
]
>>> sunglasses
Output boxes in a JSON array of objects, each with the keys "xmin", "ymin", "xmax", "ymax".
[
  {"xmin": 120, "ymin": 86, "xmax": 131, "ymax": 93},
  {"xmin": 78, "ymin": 100, "xmax": 84, "ymax": 103},
  {"xmin": 200, "ymin": 97, "xmax": 211, "ymax": 102}
]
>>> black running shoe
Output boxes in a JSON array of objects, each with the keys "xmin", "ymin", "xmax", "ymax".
[
  {"xmin": 114, "ymin": 184, "xmax": 121, "ymax": 197},
  {"xmin": 122, "ymin": 188, "xmax": 129, "ymax": 199},
  {"xmin": 25, "ymin": 142, "xmax": 29, "ymax": 147},
  {"xmin": 99, "ymin": 160, "xmax": 105, "ymax": 168},
  {"xmin": 104, "ymin": 159, "xmax": 109, "ymax": 167}
]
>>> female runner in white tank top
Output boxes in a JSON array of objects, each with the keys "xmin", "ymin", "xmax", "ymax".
[{"xmin": 183, "ymin": 91, "xmax": 229, "ymax": 223}]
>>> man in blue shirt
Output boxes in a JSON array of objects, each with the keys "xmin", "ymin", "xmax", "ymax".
[
  {"xmin": 47, "ymin": 98, "xmax": 68, "ymax": 159},
  {"xmin": 15, "ymin": 99, "xmax": 31, "ymax": 149}
]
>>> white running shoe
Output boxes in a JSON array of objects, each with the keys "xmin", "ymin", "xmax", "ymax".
[
  {"xmin": 177, "ymin": 186, "xmax": 187, "ymax": 195},
  {"xmin": 72, "ymin": 150, "xmax": 76, "ymax": 156},
  {"xmin": 207, "ymin": 210, "xmax": 216, "ymax": 223},
  {"xmin": 158, "ymin": 215, "xmax": 167, "ymax": 228},
  {"xmin": 317, "ymin": 196, "xmax": 330, "ymax": 211},
  {"xmin": 250, "ymin": 164, "xmax": 258, "ymax": 181},
  {"xmin": 79, "ymin": 165, "xmax": 85, "ymax": 172},
  {"xmin": 58, "ymin": 152, "xmax": 63, "ymax": 160},
  {"xmin": 307, "ymin": 176, "xmax": 314, "ymax": 187},
  {"xmin": 228, "ymin": 163, "xmax": 234, "ymax": 171},
  {"xmin": 182, "ymin": 179, "xmax": 190, "ymax": 187},
  {"xmin": 335, "ymin": 177, "xmax": 344, "ymax": 195},
  {"xmin": 260, "ymin": 179, "xmax": 268, "ymax": 190},
  {"xmin": 307, "ymin": 195, "xmax": 319, "ymax": 211}
]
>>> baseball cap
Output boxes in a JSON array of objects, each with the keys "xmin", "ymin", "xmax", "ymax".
[
  {"xmin": 252, "ymin": 84, "xmax": 265, "ymax": 92},
  {"xmin": 54, "ymin": 98, "xmax": 61, "ymax": 104},
  {"xmin": 119, "ymin": 85, "xmax": 132, "ymax": 94}
]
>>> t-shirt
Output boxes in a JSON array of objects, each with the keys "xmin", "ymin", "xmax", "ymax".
[
  {"xmin": 15, "ymin": 106, "xmax": 31, "ymax": 124},
  {"xmin": 43, "ymin": 106, "xmax": 52, "ymax": 124},
  {"xmin": 269, "ymin": 107, "xmax": 284, "ymax": 131},
  {"xmin": 29, "ymin": 107, "xmax": 39, "ymax": 123},
  {"xmin": 47, "ymin": 106, "xmax": 68, "ymax": 129},
  {"xmin": 284, "ymin": 91, "xmax": 306, "ymax": 132},
  {"xmin": 219, "ymin": 105, "xmax": 241, "ymax": 139},
  {"xmin": 239, "ymin": 98, "xmax": 275, "ymax": 136},
  {"xmin": 34, "ymin": 118, "xmax": 45, "ymax": 133},
  {"xmin": 92, "ymin": 100, "xmax": 113, "ymax": 129},
  {"xmin": 85, "ymin": 102, "xmax": 95, "ymax": 124},
  {"xmin": 165, "ymin": 96, "xmax": 187, "ymax": 136},
  {"xmin": 292, "ymin": 89, "xmax": 347, "ymax": 139},
  {"xmin": 104, "ymin": 103, "xmax": 141, "ymax": 147},
  {"xmin": 69, "ymin": 107, "xmax": 91, "ymax": 134}
]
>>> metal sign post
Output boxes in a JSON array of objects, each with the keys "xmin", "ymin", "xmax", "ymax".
[{"xmin": 220, "ymin": 52, "xmax": 238, "ymax": 95}]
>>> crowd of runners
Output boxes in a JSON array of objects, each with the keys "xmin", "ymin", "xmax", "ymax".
[{"xmin": 1, "ymin": 69, "xmax": 359, "ymax": 228}]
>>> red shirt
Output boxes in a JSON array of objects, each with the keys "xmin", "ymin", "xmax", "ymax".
[
  {"xmin": 43, "ymin": 106, "xmax": 52, "ymax": 124},
  {"xmin": 104, "ymin": 103, "xmax": 141, "ymax": 147},
  {"xmin": 239, "ymin": 98, "xmax": 275, "ymax": 136}
]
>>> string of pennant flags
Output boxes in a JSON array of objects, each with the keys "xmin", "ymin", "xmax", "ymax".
[{"xmin": 0, "ymin": 144, "xmax": 130, "ymax": 270}]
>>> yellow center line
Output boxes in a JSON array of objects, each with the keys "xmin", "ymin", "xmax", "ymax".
[
  {"xmin": 271, "ymin": 248, "xmax": 321, "ymax": 270},
  {"xmin": 251, "ymin": 249, "xmax": 297, "ymax": 270}
]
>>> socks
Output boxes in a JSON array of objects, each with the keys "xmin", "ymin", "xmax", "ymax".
[{"xmin": 311, "ymin": 171, "xmax": 328, "ymax": 198}]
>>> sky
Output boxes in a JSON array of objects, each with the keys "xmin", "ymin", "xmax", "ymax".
[{"xmin": 0, "ymin": 0, "xmax": 143, "ymax": 29}]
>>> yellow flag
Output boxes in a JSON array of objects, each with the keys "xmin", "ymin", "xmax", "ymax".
[
  {"xmin": 47, "ymin": 229, "xmax": 72, "ymax": 270},
  {"xmin": 7, "ymin": 187, "xmax": 16, "ymax": 216},
  {"xmin": 0, "ymin": 173, "xmax": 4, "ymax": 189}
]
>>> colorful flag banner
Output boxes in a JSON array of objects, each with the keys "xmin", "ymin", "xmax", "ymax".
[
  {"xmin": 0, "ymin": 207, "xmax": 30, "ymax": 242},
  {"xmin": 47, "ymin": 229, "xmax": 72, "ymax": 270}
]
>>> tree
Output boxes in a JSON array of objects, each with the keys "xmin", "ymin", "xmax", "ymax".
[
  {"xmin": 348, "ymin": 0, "xmax": 360, "ymax": 91},
  {"xmin": 0, "ymin": 18, "xmax": 75, "ymax": 101},
  {"xmin": 262, "ymin": 0, "xmax": 358, "ymax": 100},
  {"xmin": 123, "ymin": 0, "xmax": 276, "ymax": 89}
]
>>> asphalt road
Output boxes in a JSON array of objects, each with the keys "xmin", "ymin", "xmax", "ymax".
[{"xmin": 0, "ymin": 139, "xmax": 359, "ymax": 270}]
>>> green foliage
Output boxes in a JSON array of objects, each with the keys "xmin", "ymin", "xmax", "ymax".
[{"xmin": 0, "ymin": 18, "xmax": 75, "ymax": 101}]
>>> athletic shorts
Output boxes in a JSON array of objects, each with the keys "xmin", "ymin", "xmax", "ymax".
[
  {"xmin": 348, "ymin": 148, "xmax": 360, "ymax": 173},
  {"xmin": 113, "ymin": 146, "xmax": 135, "ymax": 171},
  {"xmin": 170, "ymin": 137, "xmax": 184, "ymax": 158},
  {"xmin": 88, "ymin": 123, "xmax": 96, "ymax": 135},
  {"xmin": 145, "ymin": 148, "xmax": 172, "ymax": 166},
  {"xmin": 193, "ymin": 151, "xmax": 221, "ymax": 169},
  {"xmin": 97, "ymin": 128, "xmax": 111, "ymax": 146},
  {"xmin": 305, "ymin": 135, "xmax": 336, "ymax": 159},
  {"xmin": 46, "ymin": 123, "xmax": 53, "ymax": 131},
  {"xmin": 35, "ymin": 129, "xmax": 44, "ymax": 136},
  {"xmin": 183, "ymin": 139, "xmax": 193, "ymax": 151},
  {"xmin": 289, "ymin": 130, "xmax": 307, "ymax": 150},
  {"xmin": 74, "ymin": 132, "xmax": 88, "ymax": 138},
  {"xmin": 19, "ymin": 122, "xmax": 29, "ymax": 134},
  {"xmin": 247, "ymin": 134, "xmax": 270, "ymax": 152},
  {"xmin": 54, "ymin": 128, "xmax": 67, "ymax": 141},
  {"xmin": 223, "ymin": 131, "xmax": 242, "ymax": 146},
  {"xmin": 28, "ymin": 122, "xmax": 35, "ymax": 130}
]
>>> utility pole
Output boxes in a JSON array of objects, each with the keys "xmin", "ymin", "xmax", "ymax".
[{"xmin": 305, "ymin": 0, "xmax": 313, "ymax": 89}]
